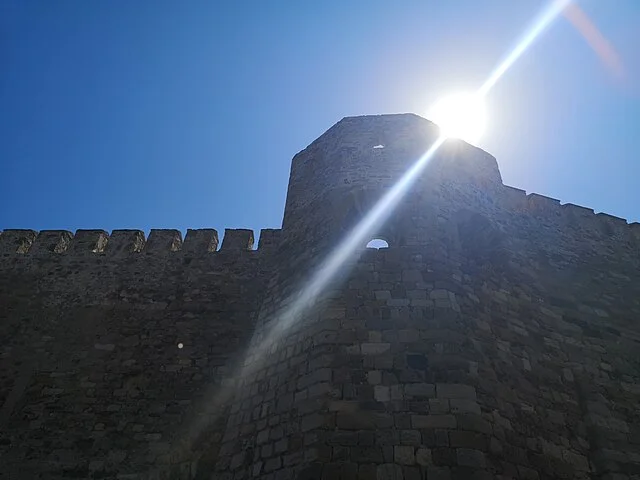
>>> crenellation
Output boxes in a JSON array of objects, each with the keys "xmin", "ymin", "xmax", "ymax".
[
  {"xmin": 183, "ymin": 228, "xmax": 219, "ymax": 253},
  {"xmin": 502, "ymin": 185, "xmax": 526, "ymax": 205},
  {"xmin": 70, "ymin": 229, "xmax": 109, "ymax": 253},
  {"xmin": 257, "ymin": 229, "xmax": 282, "ymax": 252},
  {"xmin": 596, "ymin": 212, "xmax": 628, "ymax": 239},
  {"xmin": 0, "ymin": 229, "xmax": 37, "ymax": 254},
  {"xmin": 106, "ymin": 229, "xmax": 146, "ymax": 255},
  {"xmin": 1, "ymin": 113, "xmax": 639, "ymax": 479},
  {"xmin": 29, "ymin": 229, "xmax": 73, "ymax": 254},
  {"xmin": 144, "ymin": 228, "xmax": 183, "ymax": 253},
  {"xmin": 556, "ymin": 203, "xmax": 640, "ymax": 247},
  {"xmin": 221, "ymin": 228, "xmax": 255, "ymax": 251},
  {"xmin": 561, "ymin": 202, "xmax": 595, "ymax": 218},
  {"xmin": 0, "ymin": 227, "xmax": 279, "ymax": 258},
  {"xmin": 526, "ymin": 193, "xmax": 561, "ymax": 216}
]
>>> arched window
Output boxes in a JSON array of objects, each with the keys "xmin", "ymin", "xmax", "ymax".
[{"xmin": 366, "ymin": 238, "xmax": 389, "ymax": 249}]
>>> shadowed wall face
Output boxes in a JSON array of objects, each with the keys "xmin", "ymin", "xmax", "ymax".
[
  {"xmin": 1, "ymin": 114, "xmax": 640, "ymax": 479},
  {"xmin": 0, "ymin": 228, "xmax": 277, "ymax": 479}
]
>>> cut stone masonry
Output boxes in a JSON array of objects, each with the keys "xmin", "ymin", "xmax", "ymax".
[{"xmin": 1, "ymin": 114, "xmax": 639, "ymax": 479}]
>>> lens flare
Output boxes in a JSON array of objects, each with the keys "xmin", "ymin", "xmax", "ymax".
[
  {"xmin": 180, "ymin": 0, "xmax": 576, "ymax": 457},
  {"xmin": 479, "ymin": 0, "xmax": 572, "ymax": 96},
  {"xmin": 564, "ymin": 3, "xmax": 624, "ymax": 79},
  {"xmin": 428, "ymin": 92, "xmax": 487, "ymax": 143}
]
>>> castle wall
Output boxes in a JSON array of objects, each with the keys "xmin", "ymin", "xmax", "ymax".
[
  {"xmin": 1, "ymin": 114, "xmax": 640, "ymax": 479},
  {"xmin": 215, "ymin": 115, "xmax": 640, "ymax": 479},
  {"xmin": 0, "ymin": 228, "xmax": 279, "ymax": 479}
]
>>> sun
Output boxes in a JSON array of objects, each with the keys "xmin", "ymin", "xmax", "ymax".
[{"xmin": 427, "ymin": 92, "xmax": 487, "ymax": 144}]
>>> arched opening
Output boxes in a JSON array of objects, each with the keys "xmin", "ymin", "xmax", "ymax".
[{"xmin": 366, "ymin": 238, "xmax": 389, "ymax": 249}]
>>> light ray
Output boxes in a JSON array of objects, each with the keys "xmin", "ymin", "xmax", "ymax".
[
  {"xmin": 478, "ymin": 0, "xmax": 572, "ymax": 96},
  {"xmin": 181, "ymin": 0, "xmax": 576, "ymax": 455},
  {"xmin": 250, "ymin": 0, "xmax": 575, "ymax": 369},
  {"xmin": 183, "ymin": 138, "xmax": 446, "ymax": 448},
  {"xmin": 256, "ymin": 136, "xmax": 447, "ymax": 349}
]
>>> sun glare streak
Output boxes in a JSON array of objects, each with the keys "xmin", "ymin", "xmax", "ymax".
[
  {"xmin": 182, "ymin": 0, "xmax": 577, "ymax": 454},
  {"xmin": 478, "ymin": 0, "xmax": 572, "ymax": 96},
  {"xmin": 182, "ymin": 137, "xmax": 446, "ymax": 447},
  {"xmin": 240, "ymin": 0, "xmax": 575, "ymax": 398},
  {"xmin": 251, "ymin": 136, "xmax": 446, "ymax": 354}
]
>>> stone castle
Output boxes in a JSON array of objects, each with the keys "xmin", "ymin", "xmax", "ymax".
[{"xmin": 1, "ymin": 114, "xmax": 639, "ymax": 479}]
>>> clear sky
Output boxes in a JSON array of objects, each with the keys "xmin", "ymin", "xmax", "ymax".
[{"xmin": 1, "ymin": 1, "xmax": 639, "ymax": 237}]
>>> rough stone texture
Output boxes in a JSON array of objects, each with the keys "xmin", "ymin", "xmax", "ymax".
[{"xmin": 1, "ymin": 114, "xmax": 640, "ymax": 479}]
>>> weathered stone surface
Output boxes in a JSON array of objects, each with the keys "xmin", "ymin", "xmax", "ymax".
[
  {"xmin": 412, "ymin": 415, "xmax": 457, "ymax": 429},
  {"xmin": 2, "ymin": 114, "xmax": 640, "ymax": 478}
]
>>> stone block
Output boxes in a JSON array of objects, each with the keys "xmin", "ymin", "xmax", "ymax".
[
  {"xmin": 337, "ymin": 412, "xmax": 393, "ymax": 430},
  {"xmin": 404, "ymin": 383, "xmax": 435, "ymax": 398},
  {"xmin": 456, "ymin": 414, "xmax": 491, "ymax": 435},
  {"xmin": 394, "ymin": 446, "xmax": 415, "ymax": 465},
  {"xmin": 376, "ymin": 463, "xmax": 403, "ymax": 480},
  {"xmin": 375, "ymin": 291, "xmax": 391, "ymax": 300},
  {"xmin": 448, "ymin": 431, "xmax": 488, "ymax": 450},
  {"xmin": 436, "ymin": 384, "xmax": 477, "ymax": 400},
  {"xmin": 358, "ymin": 464, "xmax": 377, "ymax": 479},
  {"xmin": 517, "ymin": 465, "xmax": 540, "ymax": 480},
  {"xmin": 403, "ymin": 466, "xmax": 421, "ymax": 480},
  {"xmin": 449, "ymin": 399, "xmax": 481, "ymax": 415},
  {"xmin": 301, "ymin": 413, "xmax": 326, "ymax": 432},
  {"xmin": 264, "ymin": 456, "xmax": 282, "ymax": 472},
  {"xmin": 367, "ymin": 371, "xmax": 382, "ymax": 385},
  {"xmin": 400, "ymin": 430, "xmax": 421, "ymax": 446},
  {"xmin": 431, "ymin": 448, "xmax": 456, "ymax": 467},
  {"xmin": 429, "ymin": 399, "xmax": 450, "ymax": 414},
  {"xmin": 412, "ymin": 415, "xmax": 457, "ymax": 429},
  {"xmin": 456, "ymin": 448, "xmax": 486, "ymax": 468},
  {"xmin": 425, "ymin": 467, "xmax": 451, "ymax": 480},
  {"xmin": 352, "ymin": 447, "xmax": 384, "ymax": 463},
  {"xmin": 375, "ymin": 386, "xmax": 390, "ymax": 402},
  {"xmin": 562, "ymin": 450, "xmax": 590, "ymax": 472},
  {"xmin": 257, "ymin": 429, "xmax": 270, "ymax": 444},
  {"xmin": 362, "ymin": 343, "xmax": 391, "ymax": 355},
  {"xmin": 416, "ymin": 448, "xmax": 433, "ymax": 466}
]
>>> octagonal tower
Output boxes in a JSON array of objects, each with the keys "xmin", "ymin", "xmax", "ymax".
[{"xmin": 281, "ymin": 114, "xmax": 502, "ymax": 252}]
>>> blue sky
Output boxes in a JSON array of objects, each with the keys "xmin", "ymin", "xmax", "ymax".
[{"xmin": 1, "ymin": 1, "xmax": 639, "ymax": 236}]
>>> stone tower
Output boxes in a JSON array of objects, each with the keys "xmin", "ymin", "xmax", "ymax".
[{"xmin": 1, "ymin": 114, "xmax": 639, "ymax": 479}]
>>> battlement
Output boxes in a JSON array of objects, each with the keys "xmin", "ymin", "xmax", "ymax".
[
  {"xmin": 501, "ymin": 185, "xmax": 640, "ymax": 245},
  {"xmin": 2, "ymin": 113, "xmax": 640, "ymax": 480},
  {"xmin": 0, "ymin": 228, "xmax": 283, "ymax": 256}
]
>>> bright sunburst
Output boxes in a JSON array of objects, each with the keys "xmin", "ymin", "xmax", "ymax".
[{"xmin": 428, "ymin": 92, "xmax": 487, "ymax": 144}]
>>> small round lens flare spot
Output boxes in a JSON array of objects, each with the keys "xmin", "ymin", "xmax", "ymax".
[{"xmin": 178, "ymin": 342, "xmax": 184, "ymax": 349}]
